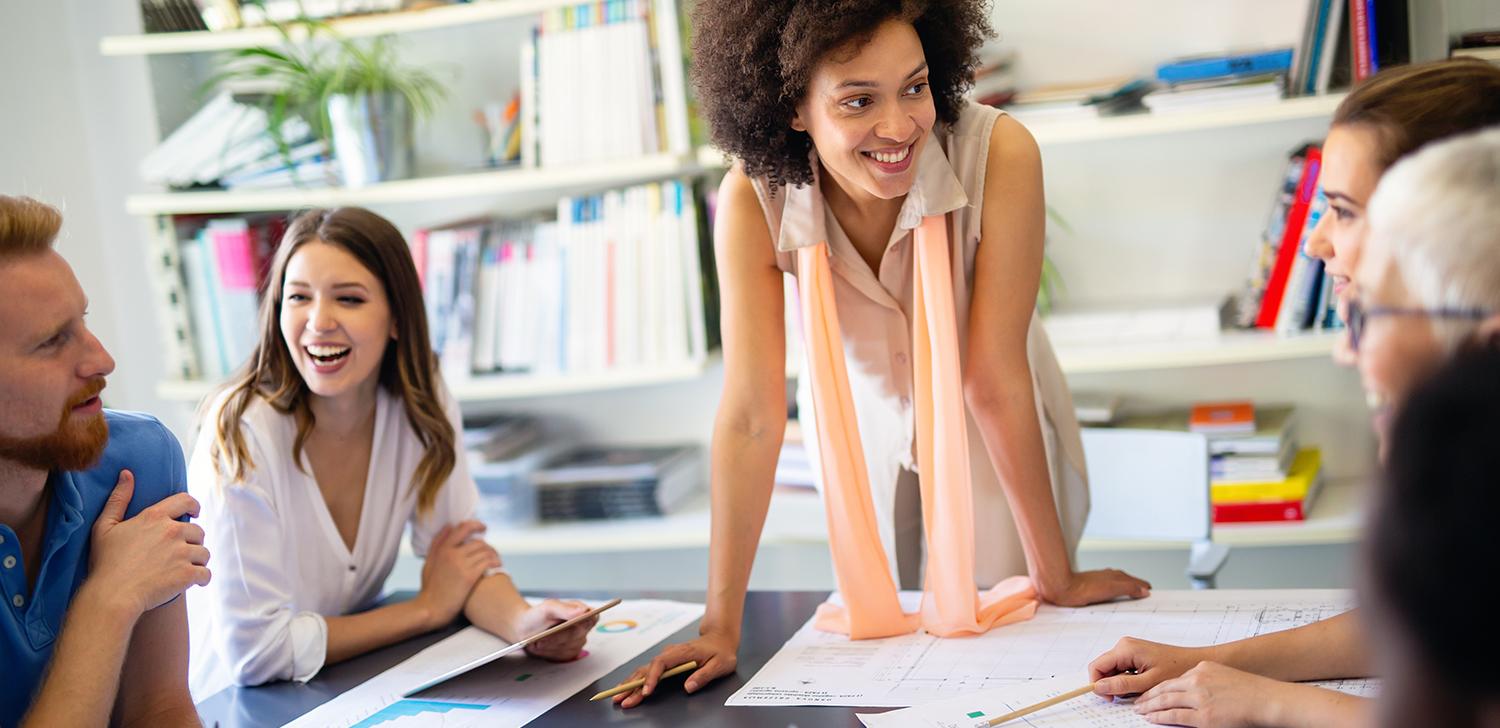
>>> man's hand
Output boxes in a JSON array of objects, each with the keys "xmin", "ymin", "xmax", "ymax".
[{"xmin": 87, "ymin": 470, "xmax": 211, "ymax": 619}]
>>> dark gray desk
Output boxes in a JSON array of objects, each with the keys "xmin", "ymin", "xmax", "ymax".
[{"xmin": 197, "ymin": 591, "xmax": 894, "ymax": 727}]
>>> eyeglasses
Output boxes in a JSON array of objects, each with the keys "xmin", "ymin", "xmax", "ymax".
[{"xmin": 1345, "ymin": 298, "xmax": 1494, "ymax": 353}]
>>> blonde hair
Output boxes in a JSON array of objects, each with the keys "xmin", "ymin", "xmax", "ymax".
[
  {"xmin": 1366, "ymin": 126, "xmax": 1500, "ymax": 350},
  {"xmin": 208, "ymin": 208, "xmax": 456, "ymax": 514},
  {"xmin": 0, "ymin": 195, "xmax": 61, "ymax": 261}
]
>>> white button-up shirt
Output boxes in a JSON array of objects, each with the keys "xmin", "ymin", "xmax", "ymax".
[
  {"xmin": 186, "ymin": 384, "xmax": 477, "ymax": 700},
  {"xmin": 751, "ymin": 103, "xmax": 1090, "ymax": 587}
]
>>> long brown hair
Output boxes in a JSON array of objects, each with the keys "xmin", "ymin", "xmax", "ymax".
[
  {"xmin": 208, "ymin": 207, "xmax": 456, "ymax": 514},
  {"xmin": 1334, "ymin": 57, "xmax": 1500, "ymax": 173}
]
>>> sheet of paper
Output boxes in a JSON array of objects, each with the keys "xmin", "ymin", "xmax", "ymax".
[
  {"xmin": 728, "ymin": 589, "xmax": 1356, "ymax": 708},
  {"xmin": 284, "ymin": 599, "xmax": 704, "ymax": 727},
  {"xmin": 855, "ymin": 674, "xmax": 1379, "ymax": 727}
]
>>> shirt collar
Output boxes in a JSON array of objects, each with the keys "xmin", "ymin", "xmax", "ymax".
[{"xmin": 776, "ymin": 128, "xmax": 970, "ymax": 253}]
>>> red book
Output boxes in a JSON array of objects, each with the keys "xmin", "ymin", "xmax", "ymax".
[
  {"xmin": 1213, "ymin": 499, "xmax": 1311, "ymax": 523},
  {"xmin": 1351, "ymin": 0, "xmax": 1374, "ymax": 82},
  {"xmin": 1255, "ymin": 146, "xmax": 1322, "ymax": 328}
]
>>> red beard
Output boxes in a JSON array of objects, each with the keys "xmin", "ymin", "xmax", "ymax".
[{"xmin": 0, "ymin": 378, "xmax": 110, "ymax": 471}]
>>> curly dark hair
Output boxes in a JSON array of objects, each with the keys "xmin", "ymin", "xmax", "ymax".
[{"xmin": 691, "ymin": 0, "xmax": 993, "ymax": 188}]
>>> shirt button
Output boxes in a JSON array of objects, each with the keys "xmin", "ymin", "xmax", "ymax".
[
  {"xmin": 2, "ymin": 555, "xmax": 14, "ymax": 569},
  {"xmin": 348, "ymin": 565, "xmax": 356, "ymax": 572},
  {"xmin": 11, "ymin": 594, "xmax": 22, "ymax": 608},
  {"xmin": 895, "ymin": 353, "xmax": 908, "ymax": 365}
]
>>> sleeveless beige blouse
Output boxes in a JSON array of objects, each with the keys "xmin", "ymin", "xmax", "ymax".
[{"xmin": 751, "ymin": 102, "xmax": 1090, "ymax": 586}]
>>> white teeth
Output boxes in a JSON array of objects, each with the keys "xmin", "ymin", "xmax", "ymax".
[
  {"xmin": 306, "ymin": 345, "xmax": 350, "ymax": 358},
  {"xmin": 867, "ymin": 145, "xmax": 910, "ymax": 165}
]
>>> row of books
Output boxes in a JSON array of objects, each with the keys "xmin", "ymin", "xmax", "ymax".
[
  {"xmin": 1289, "ymin": 0, "xmax": 1397, "ymax": 97},
  {"xmin": 175, "ymin": 216, "xmax": 281, "ymax": 379},
  {"xmin": 518, "ymin": 0, "xmax": 693, "ymax": 169},
  {"xmin": 465, "ymin": 415, "xmax": 702, "ymax": 524},
  {"xmin": 1231, "ymin": 144, "xmax": 1344, "ymax": 333},
  {"xmin": 415, "ymin": 179, "xmax": 716, "ymax": 383}
]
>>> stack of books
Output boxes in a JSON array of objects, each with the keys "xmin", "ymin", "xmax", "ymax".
[
  {"xmin": 140, "ymin": 92, "xmax": 334, "ymax": 191},
  {"xmin": 464, "ymin": 416, "xmax": 560, "ymax": 526},
  {"xmin": 415, "ymin": 179, "xmax": 715, "ymax": 383},
  {"xmin": 1142, "ymin": 48, "xmax": 1292, "ymax": 114},
  {"xmin": 529, "ymin": 444, "xmax": 702, "ymax": 521},
  {"xmin": 1117, "ymin": 403, "xmax": 1319, "ymax": 523}
]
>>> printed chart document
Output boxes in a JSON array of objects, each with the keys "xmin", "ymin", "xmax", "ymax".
[
  {"xmin": 285, "ymin": 599, "xmax": 703, "ymax": 727},
  {"xmin": 855, "ymin": 674, "xmax": 1378, "ymax": 727},
  {"xmin": 728, "ymin": 589, "xmax": 1358, "ymax": 708}
]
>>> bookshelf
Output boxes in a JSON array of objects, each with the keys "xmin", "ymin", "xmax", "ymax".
[
  {"xmin": 99, "ymin": 0, "xmax": 579, "ymax": 56},
  {"xmin": 1024, "ymin": 93, "xmax": 1347, "ymax": 145},
  {"xmin": 1053, "ymin": 330, "xmax": 1341, "ymax": 374}
]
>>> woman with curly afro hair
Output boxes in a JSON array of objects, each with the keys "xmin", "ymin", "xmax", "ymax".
[{"xmin": 613, "ymin": 0, "xmax": 1149, "ymax": 707}]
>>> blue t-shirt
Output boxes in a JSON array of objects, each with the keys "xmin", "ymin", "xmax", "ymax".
[{"xmin": 0, "ymin": 410, "xmax": 187, "ymax": 728}]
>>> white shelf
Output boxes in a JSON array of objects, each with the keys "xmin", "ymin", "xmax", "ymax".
[
  {"xmin": 156, "ymin": 357, "xmax": 717, "ymax": 404},
  {"xmin": 1024, "ymin": 94, "xmax": 1347, "ymax": 145},
  {"xmin": 1078, "ymin": 477, "xmax": 1365, "ymax": 552},
  {"xmin": 1054, "ymin": 330, "xmax": 1341, "ymax": 374},
  {"xmin": 473, "ymin": 478, "xmax": 1362, "ymax": 557},
  {"xmin": 100, "ymin": 0, "xmax": 574, "ymax": 56},
  {"xmin": 125, "ymin": 153, "xmax": 706, "ymax": 216}
]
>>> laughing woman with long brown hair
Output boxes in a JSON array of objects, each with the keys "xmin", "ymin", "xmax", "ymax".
[{"xmin": 184, "ymin": 208, "xmax": 597, "ymax": 700}]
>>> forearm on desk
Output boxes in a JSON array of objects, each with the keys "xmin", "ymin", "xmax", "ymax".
[
  {"xmin": 1262, "ymin": 683, "xmax": 1375, "ymax": 728},
  {"xmin": 1210, "ymin": 610, "xmax": 1374, "ymax": 682},
  {"xmin": 463, "ymin": 573, "xmax": 532, "ymax": 642},
  {"xmin": 700, "ymin": 408, "xmax": 783, "ymax": 639},
  {"xmin": 324, "ymin": 599, "xmax": 439, "ymax": 666},
  {"xmin": 966, "ymin": 372, "xmax": 1074, "ymax": 595}
]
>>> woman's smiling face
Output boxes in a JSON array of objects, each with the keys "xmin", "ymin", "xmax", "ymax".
[
  {"xmin": 279, "ymin": 240, "xmax": 395, "ymax": 404},
  {"xmin": 792, "ymin": 19, "xmax": 937, "ymax": 201}
]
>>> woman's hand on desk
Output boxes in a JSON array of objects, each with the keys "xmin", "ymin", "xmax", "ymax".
[
  {"xmin": 413, "ymin": 520, "xmax": 502, "ymax": 630},
  {"xmin": 514, "ymin": 600, "xmax": 597, "ymax": 661},
  {"xmin": 613, "ymin": 629, "xmax": 739, "ymax": 709},
  {"xmin": 1040, "ymin": 568, "xmax": 1151, "ymax": 608},
  {"xmin": 1090, "ymin": 637, "xmax": 1208, "ymax": 698},
  {"xmin": 1131, "ymin": 661, "xmax": 1295, "ymax": 727}
]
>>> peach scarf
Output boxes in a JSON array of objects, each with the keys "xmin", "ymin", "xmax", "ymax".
[{"xmin": 798, "ymin": 215, "xmax": 1037, "ymax": 639}]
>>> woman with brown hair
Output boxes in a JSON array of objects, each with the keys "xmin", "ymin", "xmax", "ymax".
[
  {"xmin": 616, "ymin": 0, "xmax": 1149, "ymax": 708},
  {"xmin": 1087, "ymin": 59, "xmax": 1500, "ymax": 728},
  {"xmin": 184, "ymin": 207, "xmax": 596, "ymax": 700}
]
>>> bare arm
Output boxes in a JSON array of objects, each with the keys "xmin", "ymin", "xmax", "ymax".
[
  {"xmin": 965, "ymin": 115, "xmax": 1148, "ymax": 605},
  {"xmin": 1209, "ymin": 609, "xmax": 1373, "ymax": 681},
  {"xmin": 699, "ymin": 166, "xmax": 789, "ymax": 642},
  {"xmin": 114, "ymin": 598, "xmax": 200, "ymax": 727},
  {"xmin": 616, "ymin": 165, "xmax": 788, "ymax": 707},
  {"xmin": 21, "ymin": 584, "xmax": 138, "ymax": 727},
  {"xmin": 323, "ymin": 600, "xmax": 444, "ymax": 666}
]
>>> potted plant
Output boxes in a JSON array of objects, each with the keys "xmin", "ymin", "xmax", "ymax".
[{"xmin": 210, "ymin": 19, "xmax": 447, "ymax": 188}]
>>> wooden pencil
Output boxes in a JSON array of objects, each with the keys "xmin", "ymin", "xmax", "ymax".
[
  {"xmin": 987, "ymin": 682, "xmax": 1097, "ymax": 725},
  {"xmin": 588, "ymin": 661, "xmax": 699, "ymax": 701}
]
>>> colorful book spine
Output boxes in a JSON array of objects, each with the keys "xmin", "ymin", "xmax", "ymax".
[
  {"xmin": 1156, "ymin": 48, "xmax": 1294, "ymax": 85},
  {"xmin": 1212, "ymin": 448, "xmax": 1322, "ymax": 504},
  {"xmin": 1256, "ymin": 146, "xmax": 1322, "ymax": 328},
  {"xmin": 1351, "ymin": 0, "xmax": 1374, "ymax": 81}
]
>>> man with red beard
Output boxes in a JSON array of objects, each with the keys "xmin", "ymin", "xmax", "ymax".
[{"xmin": 1, "ymin": 195, "xmax": 209, "ymax": 727}]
